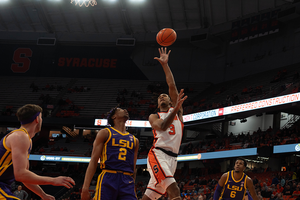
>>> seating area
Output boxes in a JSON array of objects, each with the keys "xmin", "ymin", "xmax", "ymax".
[
  {"xmin": 0, "ymin": 76, "xmax": 71, "ymax": 116},
  {"xmin": 185, "ymin": 63, "xmax": 300, "ymax": 114},
  {"xmin": 0, "ymin": 76, "xmax": 209, "ymax": 120},
  {"xmin": 1, "ymin": 61, "xmax": 299, "ymax": 122}
]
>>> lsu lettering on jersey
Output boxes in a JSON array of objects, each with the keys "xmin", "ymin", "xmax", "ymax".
[
  {"xmin": 0, "ymin": 128, "xmax": 31, "ymax": 186},
  {"xmin": 220, "ymin": 170, "xmax": 248, "ymax": 200},
  {"xmin": 152, "ymin": 107, "xmax": 184, "ymax": 154},
  {"xmin": 100, "ymin": 127, "xmax": 137, "ymax": 173}
]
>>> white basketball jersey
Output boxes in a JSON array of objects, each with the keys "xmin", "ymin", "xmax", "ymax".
[{"xmin": 152, "ymin": 107, "xmax": 184, "ymax": 154}]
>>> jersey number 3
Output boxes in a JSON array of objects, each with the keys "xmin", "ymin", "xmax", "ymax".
[{"xmin": 168, "ymin": 124, "xmax": 175, "ymax": 135}]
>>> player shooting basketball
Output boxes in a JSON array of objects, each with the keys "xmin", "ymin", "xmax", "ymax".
[{"xmin": 142, "ymin": 47, "xmax": 187, "ymax": 200}]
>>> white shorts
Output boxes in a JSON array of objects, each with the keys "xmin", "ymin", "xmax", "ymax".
[{"xmin": 144, "ymin": 148, "xmax": 177, "ymax": 200}]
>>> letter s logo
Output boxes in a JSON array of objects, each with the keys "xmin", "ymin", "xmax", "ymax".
[
  {"xmin": 153, "ymin": 165, "xmax": 159, "ymax": 174},
  {"xmin": 11, "ymin": 48, "xmax": 33, "ymax": 73}
]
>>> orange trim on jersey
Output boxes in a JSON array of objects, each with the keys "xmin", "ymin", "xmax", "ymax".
[
  {"xmin": 152, "ymin": 129, "xmax": 157, "ymax": 138},
  {"xmin": 180, "ymin": 120, "xmax": 184, "ymax": 145},
  {"xmin": 179, "ymin": 117, "xmax": 184, "ymax": 125},
  {"xmin": 148, "ymin": 149, "xmax": 172, "ymax": 186},
  {"xmin": 157, "ymin": 107, "xmax": 172, "ymax": 115},
  {"xmin": 157, "ymin": 107, "xmax": 182, "ymax": 122},
  {"xmin": 152, "ymin": 129, "xmax": 158, "ymax": 147},
  {"xmin": 157, "ymin": 107, "xmax": 183, "ymax": 132}
]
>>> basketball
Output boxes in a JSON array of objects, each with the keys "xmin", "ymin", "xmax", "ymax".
[{"xmin": 156, "ymin": 28, "xmax": 177, "ymax": 47}]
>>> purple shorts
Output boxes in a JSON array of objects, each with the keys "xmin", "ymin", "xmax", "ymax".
[
  {"xmin": 94, "ymin": 170, "xmax": 137, "ymax": 200},
  {"xmin": 0, "ymin": 182, "xmax": 20, "ymax": 200}
]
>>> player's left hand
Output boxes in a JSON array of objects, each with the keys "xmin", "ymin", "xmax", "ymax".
[
  {"xmin": 174, "ymin": 89, "xmax": 188, "ymax": 110},
  {"xmin": 52, "ymin": 176, "xmax": 75, "ymax": 188},
  {"xmin": 154, "ymin": 47, "xmax": 171, "ymax": 65}
]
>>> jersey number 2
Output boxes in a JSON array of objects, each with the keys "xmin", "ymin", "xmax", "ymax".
[
  {"xmin": 118, "ymin": 148, "xmax": 127, "ymax": 161},
  {"xmin": 168, "ymin": 124, "xmax": 175, "ymax": 135}
]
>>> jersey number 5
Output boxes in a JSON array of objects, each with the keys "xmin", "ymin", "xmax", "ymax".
[{"xmin": 168, "ymin": 124, "xmax": 175, "ymax": 135}]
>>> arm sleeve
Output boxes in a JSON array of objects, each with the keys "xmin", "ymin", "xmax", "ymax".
[
  {"xmin": 213, "ymin": 184, "xmax": 223, "ymax": 200},
  {"xmin": 247, "ymin": 191, "xmax": 253, "ymax": 200}
]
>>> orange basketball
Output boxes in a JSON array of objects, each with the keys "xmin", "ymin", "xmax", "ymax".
[{"xmin": 156, "ymin": 28, "xmax": 177, "ymax": 47}]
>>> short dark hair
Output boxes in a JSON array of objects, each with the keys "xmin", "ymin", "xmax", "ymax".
[
  {"xmin": 16, "ymin": 104, "xmax": 42, "ymax": 122},
  {"xmin": 236, "ymin": 157, "xmax": 247, "ymax": 168},
  {"xmin": 106, "ymin": 106, "xmax": 118, "ymax": 127}
]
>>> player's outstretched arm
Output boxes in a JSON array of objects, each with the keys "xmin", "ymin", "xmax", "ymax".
[
  {"xmin": 246, "ymin": 177, "xmax": 259, "ymax": 200},
  {"xmin": 9, "ymin": 131, "xmax": 75, "ymax": 187},
  {"xmin": 154, "ymin": 47, "xmax": 179, "ymax": 105},
  {"xmin": 149, "ymin": 89, "xmax": 187, "ymax": 131},
  {"xmin": 81, "ymin": 129, "xmax": 108, "ymax": 200}
]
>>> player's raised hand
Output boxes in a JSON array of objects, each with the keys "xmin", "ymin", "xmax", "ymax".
[
  {"xmin": 154, "ymin": 47, "xmax": 171, "ymax": 65},
  {"xmin": 174, "ymin": 89, "xmax": 188, "ymax": 110},
  {"xmin": 52, "ymin": 176, "xmax": 75, "ymax": 188}
]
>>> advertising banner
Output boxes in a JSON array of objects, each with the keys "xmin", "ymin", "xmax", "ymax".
[{"xmin": 0, "ymin": 45, "xmax": 147, "ymax": 80}]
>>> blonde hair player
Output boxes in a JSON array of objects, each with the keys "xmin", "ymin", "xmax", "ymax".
[
  {"xmin": 142, "ymin": 47, "xmax": 187, "ymax": 200},
  {"xmin": 0, "ymin": 104, "xmax": 75, "ymax": 200}
]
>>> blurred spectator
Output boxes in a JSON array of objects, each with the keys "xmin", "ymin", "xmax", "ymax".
[
  {"xmin": 13, "ymin": 185, "xmax": 28, "ymax": 200},
  {"xmin": 283, "ymin": 185, "xmax": 293, "ymax": 195}
]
